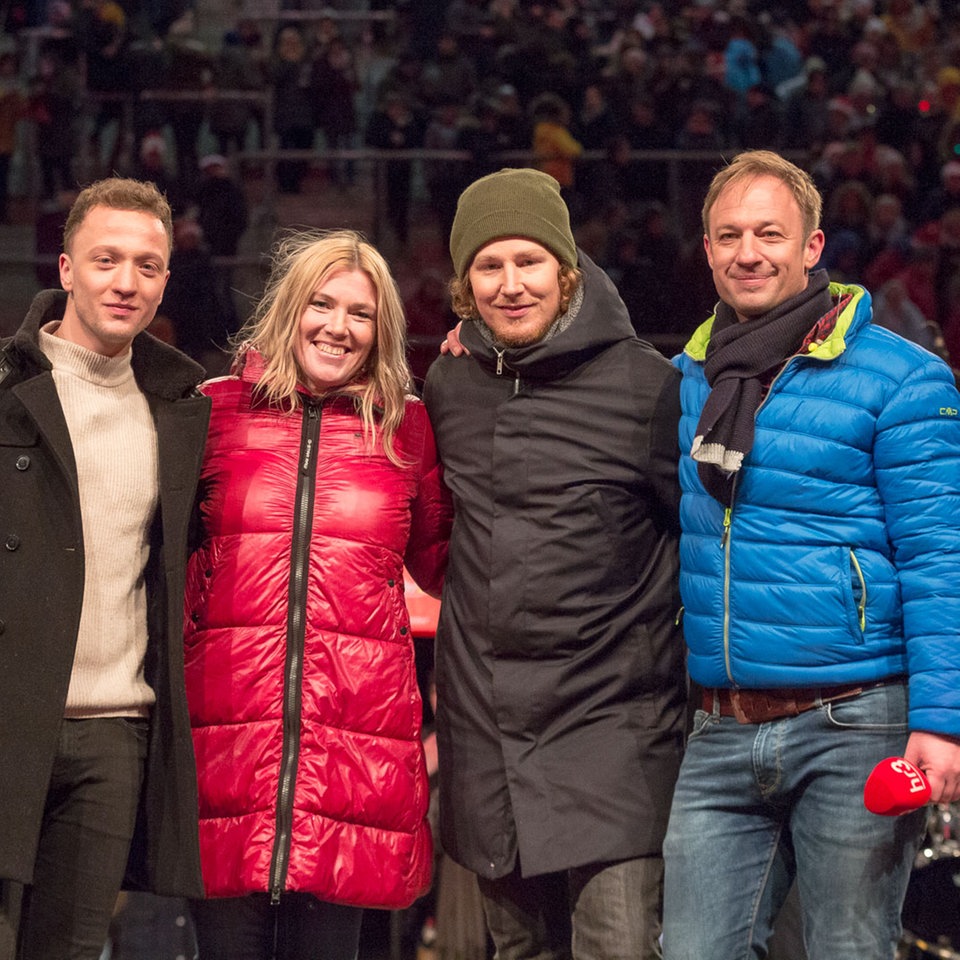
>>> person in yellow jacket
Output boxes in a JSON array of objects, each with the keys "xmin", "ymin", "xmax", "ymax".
[{"xmin": 530, "ymin": 92, "xmax": 583, "ymax": 194}]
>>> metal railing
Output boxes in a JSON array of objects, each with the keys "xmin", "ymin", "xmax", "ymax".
[{"xmin": 13, "ymin": 70, "xmax": 815, "ymax": 222}]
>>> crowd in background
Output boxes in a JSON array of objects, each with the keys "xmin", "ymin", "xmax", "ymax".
[
  {"xmin": 0, "ymin": 0, "xmax": 959, "ymax": 363},
  {"xmin": 1, "ymin": 4, "xmax": 959, "ymax": 959}
]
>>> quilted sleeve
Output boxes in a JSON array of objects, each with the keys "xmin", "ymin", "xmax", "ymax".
[
  {"xmin": 874, "ymin": 355, "xmax": 960, "ymax": 736},
  {"xmin": 403, "ymin": 401, "xmax": 451, "ymax": 599}
]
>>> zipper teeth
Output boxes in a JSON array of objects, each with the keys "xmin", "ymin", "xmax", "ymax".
[
  {"xmin": 722, "ymin": 508, "xmax": 733, "ymax": 683},
  {"xmin": 721, "ymin": 473, "xmax": 738, "ymax": 684},
  {"xmin": 850, "ymin": 549, "xmax": 867, "ymax": 631},
  {"xmin": 269, "ymin": 401, "xmax": 320, "ymax": 902}
]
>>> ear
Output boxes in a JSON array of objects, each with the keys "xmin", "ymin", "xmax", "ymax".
[
  {"xmin": 804, "ymin": 229, "xmax": 825, "ymax": 270},
  {"xmin": 703, "ymin": 233, "xmax": 714, "ymax": 269},
  {"xmin": 58, "ymin": 252, "xmax": 72, "ymax": 292}
]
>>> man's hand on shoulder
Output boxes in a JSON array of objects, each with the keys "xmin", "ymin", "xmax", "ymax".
[{"xmin": 440, "ymin": 321, "xmax": 469, "ymax": 357}]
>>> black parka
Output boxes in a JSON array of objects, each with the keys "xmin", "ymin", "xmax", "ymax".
[
  {"xmin": 0, "ymin": 290, "xmax": 210, "ymax": 896},
  {"xmin": 423, "ymin": 253, "xmax": 686, "ymax": 880}
]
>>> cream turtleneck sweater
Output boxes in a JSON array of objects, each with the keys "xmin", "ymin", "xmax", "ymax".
[{"xmin": 40, "ymin": 324, "xmax": 160, "ymax": 718}]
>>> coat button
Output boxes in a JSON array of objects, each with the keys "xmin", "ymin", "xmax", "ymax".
[
  {"xmin": 387, "ymin": 579, "xmax": 395, "ymax": 587},
  {"xmin": 5, "ymin": 535, "xmax": 20, "ymax": 551},
  {"xmin": 399, "ymin": 625, "xmax": 408, "ymax": 636},
  {"xmin": 191, "ymin": 611, "xmax": 199, "ymax": 623},
  {"xmin": 15, "ymin": 455, "xmax": 30, "ymax": 471}
]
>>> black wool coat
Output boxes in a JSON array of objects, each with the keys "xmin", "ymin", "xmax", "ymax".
[
  {"xmin": 423, "ymin": 253, "xmax": 687, "ymax": 880},
  {"xmin": 0, "ymin": 290, "xmax": 211, "ymax": 896}
]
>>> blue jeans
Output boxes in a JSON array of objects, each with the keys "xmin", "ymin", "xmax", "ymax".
[
  {"xmin": 662, "ymin": 681, "xmax": 925, "ymax": 960},
  {"xmin": 478, "ymin": 856, "xmax": 664, "ymax": 960}
]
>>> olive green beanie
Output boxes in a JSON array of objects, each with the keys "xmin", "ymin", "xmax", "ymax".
[{"xmin": 449, "ymin": 167, "xmax": 577, "ymax": 278}]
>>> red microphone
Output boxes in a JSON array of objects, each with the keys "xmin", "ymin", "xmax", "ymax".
[{"xmin": 863, "ymin": 757, "xmax": 931, "ymax": 816}]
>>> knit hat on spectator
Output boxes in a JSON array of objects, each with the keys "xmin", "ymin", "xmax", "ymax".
[
  {"xmin": 199, "ymin": 154, "xmax": 228, "ymax": 172},
  {"xmin": 449, "ymin": 168, "xmax": 577, "ymax": 278},
  {"xmin": 139, "ymin": 133, "xmax": 166, "ymax": 160}
]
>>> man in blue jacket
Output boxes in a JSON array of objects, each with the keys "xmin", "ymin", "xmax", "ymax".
[{"xmin": 663, "ymin": 149, "xmax": 960, "ymax": 960}]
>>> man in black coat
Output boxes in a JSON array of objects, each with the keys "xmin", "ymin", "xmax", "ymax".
[
  {"xmin": 0, "ymin": 178, "xmax": 210, "ymax": 960},
  {"xmin": 423, "ymin": 168, "xmax": 686, "ymax": 959}
]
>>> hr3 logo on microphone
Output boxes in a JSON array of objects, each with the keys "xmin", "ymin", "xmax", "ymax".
[
  {"xmin": 864, "ymin": 756, "xmax": 931, "ymax": 815},
  {"xmin": 888, "ymin": 758, "xmax": 928, "ymax": 794}
]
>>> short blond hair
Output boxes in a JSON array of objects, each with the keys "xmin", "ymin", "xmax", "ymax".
[
  {"xmin": 64, "ymin": 178, "xmax": 174, "ymax": 257},
  {"xmin": 238, "ymin": 229, "xmax": 412, "ymax": 464},
  {"xmin": 702, "ymin": 150, "xmax": 822, "ymax": 240}
]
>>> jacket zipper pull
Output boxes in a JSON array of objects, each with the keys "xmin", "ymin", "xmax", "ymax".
[
  {"xmin": 301, "ymin": 403, "xmax": 319, "ymax": 473},
  {"xmin": 720, "ymin": 507, "xmax": 732, "ymax": 548},
  {"xmin": 495, "ymin": 348, "xmax": 504, "ymax": 376}
]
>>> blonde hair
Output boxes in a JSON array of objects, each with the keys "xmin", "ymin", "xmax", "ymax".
[
  {"xmin": 449, "ymin": 262, "xmax": 583, "ymax": 322},
  {"xmin": 702, "ymin": 150, "xmax": 823, "ymax": 240},
  {"xmin": 238, "ymin": 229, "xmax": 412, "ymax": 465},
  {"xmin": 63, "ymin": 178, "xmax": 174, "ymax": 257}
]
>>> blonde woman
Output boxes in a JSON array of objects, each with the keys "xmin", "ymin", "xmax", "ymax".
[{"xmin": 184, "ymin": 229, "xmax": 450, "ymax": 960}]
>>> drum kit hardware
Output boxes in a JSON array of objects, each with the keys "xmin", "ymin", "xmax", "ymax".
[{"xmin": 900, "ymin": 803, "xmax": 960, "ymax": 959}]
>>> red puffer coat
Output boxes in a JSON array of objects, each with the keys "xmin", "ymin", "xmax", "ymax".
[{"xmin": 184, "ymin": 352, "xmax": 449, "ymax": 909}]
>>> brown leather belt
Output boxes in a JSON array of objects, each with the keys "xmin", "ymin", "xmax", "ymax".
[{"xmin": 701, "ymin": 681, "xmax": 897, "ymax": 725}]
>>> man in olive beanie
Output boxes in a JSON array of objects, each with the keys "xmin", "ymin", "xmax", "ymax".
[{"xmin": 423, "ymin": 168, "xmax": 686, "ymax": 959}]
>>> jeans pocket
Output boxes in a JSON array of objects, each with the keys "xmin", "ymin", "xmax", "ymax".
[
  {"xmin": 822, "ymin": 682, "xmax": 909, "ymax": 732},
  {"xmin": 688, "ymin": 708, "xmax": 718, "ymax": 740}
]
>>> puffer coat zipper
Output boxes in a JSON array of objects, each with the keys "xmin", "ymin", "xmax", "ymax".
[{"xmin": 269, "ymin": 399, "xmax": 321, "ymax": 902}]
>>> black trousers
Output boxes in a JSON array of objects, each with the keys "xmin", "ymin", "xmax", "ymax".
[
  {"xmin": 190, "ymin": 892, "xmax": 363, "ymax": 960},
  {"xmin": 1, "ymin": 717, "xmax": 148, "ymax": 960}
]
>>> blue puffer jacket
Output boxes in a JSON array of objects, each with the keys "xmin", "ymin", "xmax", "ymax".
[{"xmin": 675, "ymin": 282, "xmax": 960, "ymax": 737}]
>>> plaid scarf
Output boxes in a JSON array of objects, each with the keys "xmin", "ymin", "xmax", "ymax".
[{"xmin": 692, "ymin": 270, "xmax": 833, "ymax": 506}]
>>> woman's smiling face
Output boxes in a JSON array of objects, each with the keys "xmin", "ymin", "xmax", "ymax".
[{"xmin": 296, "ymin": 268, "xmax": 377, "ymax": 393}]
